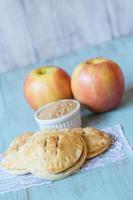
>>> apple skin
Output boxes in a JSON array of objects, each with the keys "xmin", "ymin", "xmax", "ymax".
[
  {"xmin": 71, "ymin": 58, "xmax": 125, "ymax": 112},
  {"xmin": 24, "ymin": 66, "xmax": 72, "ymax": 110}
]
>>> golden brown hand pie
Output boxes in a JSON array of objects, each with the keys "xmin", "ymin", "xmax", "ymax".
[
  {"xmin": 1, "ymin": 132, "xmax": 33, "ymax": 174},
  {"xmin": 82, "ymin": 127, "xmax": 113, "ymax": 159},
  {"xmin": 30, "ymin": 134, "xmax": 87, "ymax": 180},
  {"xmin": 23, "ymin": 130, "xmax": 85, "ymax": 174}
]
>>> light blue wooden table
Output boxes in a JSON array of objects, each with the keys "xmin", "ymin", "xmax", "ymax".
[{"xmin": 0, "ymin": 34, "xmax": 133, "ymax": 200}]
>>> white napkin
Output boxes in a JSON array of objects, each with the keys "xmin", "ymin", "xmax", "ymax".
[{"xmin": 0, "ymin": 125, "xmax": 132, "ymax": 193}]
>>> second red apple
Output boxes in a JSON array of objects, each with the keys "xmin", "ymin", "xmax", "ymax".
[{"xmin": 71, "ymin": 58, "xmax": 125, "ymax": 112}]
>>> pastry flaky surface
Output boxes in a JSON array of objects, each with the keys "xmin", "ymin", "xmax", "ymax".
[
  {"xmin": 23, "ymin": 131, "xmax": 85, "ymax": 174},
  {"xmin": 30, "ymin": 134, "xmax": 87, "ymax": 180},
  {"xmin": 1, "ymin": 127, "xmax": 113, "ymax": 180},
  {"xmin": 1, "ymin": 132, "xmax": 33, "ymax": 174},
  {"xmin": 81, "ymin": 127, "xmax": 113, "ymax": 159}
]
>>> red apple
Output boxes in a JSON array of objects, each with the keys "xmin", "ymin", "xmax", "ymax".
[
  {"xmin": 71, "ymin": 58, "xmax": 125, "ymax": 112},
  {"xmin": 24, "ymin": 66, "xmax": 72, "ymax": 110}
]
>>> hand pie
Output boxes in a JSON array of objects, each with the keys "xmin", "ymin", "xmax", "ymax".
[
  {"xmin": 82, "ymin": 127, "xmax": 113, "ymax": 159},
  {"xmin": 22, "ymin": 130, "xmax": 87, "ymax": 179},
  {"xmin": 29, "ymin": 132, "xmax": 87, "ymax": 180},
  {"xmin": 1, "ymin": 132, "xmax": 33, "ymax": 174}
]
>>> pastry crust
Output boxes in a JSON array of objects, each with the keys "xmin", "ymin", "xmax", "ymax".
[
  {"xmin": 23, "ymin": 131, "xmax": 84, "ymax": 174},
  {"xmin": 1, "ymin": 132, "xmax": 33, "ymax": 174},
  {"xmin": 30, "ymin": 135, "xmax": 87, "ymax": 180},
  {"xmin": 82, "ymin": 127, "xmax": 113, "ymax": 159}
]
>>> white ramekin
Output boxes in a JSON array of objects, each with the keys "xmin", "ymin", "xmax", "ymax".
[{"xmin": 34, "ymin": 99, "xmax": 82, "ymax": 130}]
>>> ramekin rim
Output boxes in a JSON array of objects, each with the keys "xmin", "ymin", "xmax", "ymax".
[{"xmin": 34, "ymin": 99, "xmax": 80, "ymax": 124}]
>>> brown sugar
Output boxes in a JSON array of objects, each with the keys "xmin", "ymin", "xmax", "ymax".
[{"xmin": 37, "ymin": 100, "xmax": 77, "ymax": 120}]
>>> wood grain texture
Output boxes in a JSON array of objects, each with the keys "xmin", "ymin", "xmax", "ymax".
[
  {"xmin": 0, "ymin": 0, "xmax": 133, "ymax": 72},
  {"xmin": 0, "ymin": 34, "xmax": 133, "ymax": 199}
]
